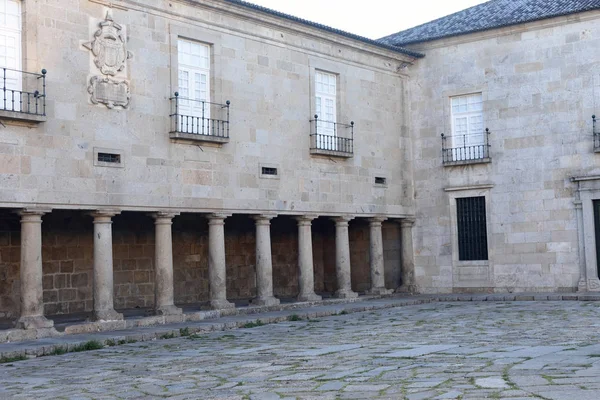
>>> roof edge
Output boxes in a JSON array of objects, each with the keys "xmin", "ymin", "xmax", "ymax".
[
  {"xmin": 382, "ymin": 5, "xmax": 600, "ymax": 47},
  {"xmin": 222, "ymin": 0, "xmax": 425, "ymax": 58}
]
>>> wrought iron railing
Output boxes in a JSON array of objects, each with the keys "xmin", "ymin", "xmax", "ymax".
[
  {"xmin": 170, "ymin": 92, "xmax": 230, "ymax": 138},
  {"xmin": 310, "ymin": 115, "xmax": 354, "ymax": 155},
  {"xmin": 0, "ymin": 68, "xmax": 46, "ymax": 116},
  {"xmin": 441, "ymin": 128, "xmax": 491, "ymax": 164},
  {"xmin": 593, "ymin": 115, "xmax": 599, "ymax": 151}
]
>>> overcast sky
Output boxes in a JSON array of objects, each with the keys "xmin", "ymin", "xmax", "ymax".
[{"xmin": 247, "ymin": 0, "xmax": 489, "ymax": 39}]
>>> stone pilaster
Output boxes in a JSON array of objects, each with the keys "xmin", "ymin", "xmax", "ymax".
[
  {"xmin": 15, "ymin": 209, "xmax": 54, "ymax": 329},
  {"xmin": 91, "ymin": 211, "xmax": 123, "ymax": 321},
  {"xmin": 252, "ymin": 214, "xmax": 280, "ymax": 306},
  {"xmin": 152, "ymin": 212, "xmax": 182, "ymax": 315},
  {"xmin": 207, "ymin": 213, "xmax": 234, "ymax": 309},
  {"xmin": 574, "ymin": 201, "xmax": 589, "ymax": 291},
  {"xmin": 295, "ymin": 215, "xmax": 321, "ymax": 302},
  {"xmin": 332, "ymin": 216, "xmax": 358, "ymax": 299},
  {"xmin": 367, "ymin": 217, "xmax": 392, "ymax": 295},
  {"xmin": 397, "ymin": 218, "xmax": 419, "ymax": 293}
]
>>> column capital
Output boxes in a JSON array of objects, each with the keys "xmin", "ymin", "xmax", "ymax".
[
  {"xmin": 207, "ymin": 213, "xmax": 232, "ymax": 221},
  {"xmin": 17, "ymin": 208, "xmax": 52, "ymax": 220},
  {"xmin": 368, "ymin": 216, "xmax": 387, "ymax": 225},
  {"xmin": 331, "ymin": 215, "xmax": 354, "ymax": 225},
  {"xmin": 90, "ymin": 209, "xmax": 120, "ymax": 219},
  {"xmin": 151, "ymin": 211, "xmax": 180, "ymax": 221},
  {"xmin": 295, "ymin": 214, "xmax": 318, "ymax": 224},
  {"xmin": 400, "ymin": 218, "xmax": 416, "ymax": 227},
  {"xmin": 253, "ymin": 213, "xmax": 277, "ymax": 223}
]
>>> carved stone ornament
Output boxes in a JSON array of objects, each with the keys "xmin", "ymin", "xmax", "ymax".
[
  {"xmin": 83, "ymin": 12, "xmax": 132, "ymax": 76},
  {"xmin": 88, "ymin": 76, "xmax": 130, "ymax": 109}
]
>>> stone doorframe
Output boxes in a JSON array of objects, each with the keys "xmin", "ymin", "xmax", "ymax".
[{"xmin": 572, "ymin": 175, "xmax": 600, "ymax": 291}]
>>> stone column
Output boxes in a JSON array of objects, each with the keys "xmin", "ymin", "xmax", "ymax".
[
  {"xmin": 397, "ymin": 218, "xmax": 419, "ymax": 293},
  {"xmin": 295, "ymin": 215, "xmax": 321, "ymax": 302},
  {"xmin": 368, "ymin": 217, "xmax": 392, "ymax": 295},
  {"xmin": 15, "ymin": 209, "xmax": 54, "ymax": 329},
  {"xmin": 332, "ymin": 216, "xmax": 358, "ymax": 299},
  {"xmin": 152, "ymin": 212, "xmax": 182, "ymax": 315},
  {"xmin": 91, "ymin": 211, "xmax": 123, "ymax": 321},
  {"xmin": 252, "ymin": 214, "xmax": 280, "ymax": 306},
  {"xmin": 575, "ymin": 200, "xmax": 588, "ymax": 292},
  {"xmin": 208, "ymin": 213, "xmax": 234, "ymax": 309}
]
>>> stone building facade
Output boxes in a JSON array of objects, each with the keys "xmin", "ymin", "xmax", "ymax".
[
  {"xmin": 2, "ymin": 0, "xmax": 600, "ymax": 337},
  {"xmin": 380, "ymin": 1, "xmax": 600, "ymax": 293},
  {"xmin": 0, "ymin": 0, "xmax": 417, "ymax": 334}
]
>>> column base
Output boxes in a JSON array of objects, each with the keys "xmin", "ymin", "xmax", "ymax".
[
  {"xmin": 335, "ymin": 289, "xmax": 358, "ymax": 299},
  {"xmin": 251, "ymin": 296, "xmax": 280, "ymax": 306},
  {"xmin": 155, "ymin": 305, "xmax": 183, "ymax": 316},
  {"xmin": 93, "ymin": 309, "xmax": 124, "ymax": 321},
  {"xmin": 367, "ymin": 287, "xmax": 393, "ymax": 295},
  {"xmin": 15, "ymin": 315, "xmax": 54, "ymax": 330},
  {"xmin": 297, "ymin": 292, "xmax": 322, "ymax": 302},
  {"xmin": 396, "ymin": 284, "xmax": 420, "ymax": 294},
  {"xmin": 210, "ymin": 299, "xmax": 235, "ymax": 310},
  {"xmin": 587, "ymin": 279, "xmax": 600, "ymax": 292}
]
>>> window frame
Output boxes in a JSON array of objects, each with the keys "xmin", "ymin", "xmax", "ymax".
[
  {"xmin": 448, "ymin": 92, "xmax": 485, "ymax": 162},
  {"xmin": 446, "ymin": 184, "xmax": 493, "ymax": 288}
]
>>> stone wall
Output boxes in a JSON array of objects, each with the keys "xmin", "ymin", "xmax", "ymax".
[
  {"xmin": 0, "ymin": 0, "xmax": 414, "ymax": 219},
  {"xmin": 0, "ymin": 211, "xmax": 19, "ymax": 319},
  {"xmin": 408, "ymin": 12, "xmax": 600, "ymax": 293}
]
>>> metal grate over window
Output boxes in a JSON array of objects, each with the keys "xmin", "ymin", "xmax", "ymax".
[
  {"xmin": 97, "ymin": 152, "xmax": 121, "ymax": 164},
  {"xmin": 261, "ymin": 167, "xmax": 277, "ymax": 176},
  {"xmin": 456, "ymin": 196, "xmax": 488, "ymax": 261}
]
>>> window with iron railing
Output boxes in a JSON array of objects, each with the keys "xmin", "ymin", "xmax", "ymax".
[
  {"xmin": 442, "ymin": 128, "xmax": 491, "ymax": 164},
  {"xmin": 309, "ymin": 115, "xmax": 354, "ymax": 156},
  {"xmin": 0, "ymin": 67, "xmax": 46, "ymax": 117},
  {"xmin": 593, "ymin": 115, "xmax": 599, "ymax": 152},
  {"xmin": 170, "ymin": 92, "xmax": 230, "ymax": 140}
]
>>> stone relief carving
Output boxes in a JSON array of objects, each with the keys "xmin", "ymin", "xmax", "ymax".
[
  {"xmin": 88, "ymin": 76, "xmax": 130, "ymax": 109},
  {"xmin": 84, "ymin": 12, "xmax": 132, "ymax": 109},
  {"xmin": 83, "ymin": 12, "xmax": 132, "ymax": 76}
]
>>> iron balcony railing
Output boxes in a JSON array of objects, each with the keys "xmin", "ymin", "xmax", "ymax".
[
  {"xmin": 593, "ymin": 115, "xmax": 599, "ymax": 151},
  {"xmin": 441, "ymin": 128, "xmax": 491, "ymax": 164},
  {"xmin": 0, "ymin": 68, "xmax": 46, "ymax": 116},
  {"xmin": 310, "ymin": 115, "xmax": 354, "ymax": 155},
  {"xmin": 170, "ymin": 92, "xmax": 230, "ymax": 138}
]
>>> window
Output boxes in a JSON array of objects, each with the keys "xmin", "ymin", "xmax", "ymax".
[
  {"xmin": 450, "ymin": 93, "xmax": 484, "ymax": 161},
  {"xmin": 0, "ymin": 0, "xmax": 21, "ymax": 106},
  {"xmin": 456, "ymin": 196, "xmax": 488, "ymax": 261},
  {"xmin": 315, "ymin": 70, "xmax": 337, "ymax": 150},
  {"xmin": 178, "ymin": 38, "xmax": 210, "ymax": 134}
]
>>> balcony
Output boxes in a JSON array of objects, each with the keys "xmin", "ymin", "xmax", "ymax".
[
  {"xmin": 442, "ymin": 129, "xmax": 491, "ymax": 166},
  {"xmin": 594, "ymin": 115, "xmax": 599, "ymax": 152},
  {"xmin": 309, "ymin": 115, "xmax": 354, "ymax": 158},
  {"xmin": 0, "ymin": 68, "xmax": 46, "ymax": 123},
  {"xmin": 169, "ymin": 92, "xmax": 230, "ymax": 144}
]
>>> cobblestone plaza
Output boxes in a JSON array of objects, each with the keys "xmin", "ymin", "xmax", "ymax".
[{"xmin": 3, "ymin": 301, "xmax": 600, "ymax": 399}]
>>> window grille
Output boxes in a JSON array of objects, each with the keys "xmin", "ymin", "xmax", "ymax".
[{"xmin": 456, "ymin": 196, "xmax": 488, "ymax": 261}]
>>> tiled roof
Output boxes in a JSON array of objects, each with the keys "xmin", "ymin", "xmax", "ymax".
[
  {"xmin": 379, "ymin": 0, "xmax": 600, "ymax": 46},
  {"xmin": 221, "ymin": 0, "xmax": 424, "ymax": 58}
]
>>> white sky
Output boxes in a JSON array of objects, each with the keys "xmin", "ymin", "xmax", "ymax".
[{"xmin": 247, "ymin": 0, "xmax": 489, "ymax": 39}]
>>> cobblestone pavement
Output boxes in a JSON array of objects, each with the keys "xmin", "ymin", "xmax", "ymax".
[{"xmin": 3, "ymin": 301, "xmax": 600, "ymax": 399}]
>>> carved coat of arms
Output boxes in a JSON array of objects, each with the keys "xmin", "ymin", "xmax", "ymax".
[
  {"xmin": 83, "ymin": 13, "xmax": 132, "ymax": 76},
  {"xmin": 84, "ymin": 12, "xmax": 133, "ymax": 109}
]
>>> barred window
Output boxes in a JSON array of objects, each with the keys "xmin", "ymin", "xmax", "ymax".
[{"xmin": 456, "ymin": 196, "xmax": 488, "ymax": 261}]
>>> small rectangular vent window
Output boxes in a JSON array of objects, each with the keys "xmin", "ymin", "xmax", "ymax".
[
  {"xmin": 97, "ymin": 152, "xmax": 121, "ymax": 164},
  {"xmin": 375, "ymin": 177, "xmax": 387, "ymax": 185},
  {"xmin": 261, "ymin": 167, "xmax": 277, "ymax": 176}
]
